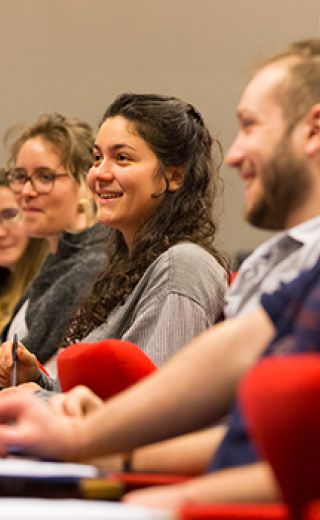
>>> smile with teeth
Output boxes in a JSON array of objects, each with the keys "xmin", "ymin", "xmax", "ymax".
[{"xmin": 98, "ymin": 192, "xmax": 123, "ymax": 199}]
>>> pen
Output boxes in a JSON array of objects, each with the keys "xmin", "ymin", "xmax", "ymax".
[{"xmin": 11, "ymin": 333, "xmax": 18, "ymax": 387}]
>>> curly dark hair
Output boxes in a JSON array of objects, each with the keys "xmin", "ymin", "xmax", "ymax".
[{"xmin": 61, "ymin": 93, "xmax": 228, "ymax": 346}]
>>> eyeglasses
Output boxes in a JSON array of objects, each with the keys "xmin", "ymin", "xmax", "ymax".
[
  {"xmin": 0, "ymin": 207, "xmax": 21, "ymax": 228},
  {"xmin": 6, "ymin": 168, "xmax": 70, "ymax": 195}
]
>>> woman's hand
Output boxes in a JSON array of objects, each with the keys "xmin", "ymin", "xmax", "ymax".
[
  {"xmin": 0, "ymin": 393, "xmax": 84, "ymax": 460},
  {"xmin": 0, "ymin": 341, "xmax": 40, "ymax": 388},
  {"xmin": 49, "ymin": 385, "xmax": 103, "ymax": 417},
  {"xmin": 0, "ymin": 382, "xmax": 41, "ymax": 397}
]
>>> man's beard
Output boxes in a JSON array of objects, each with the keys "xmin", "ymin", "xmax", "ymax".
[{"xmin": 246, "ymin": 136, "xmax": 312, "ymax": 230}]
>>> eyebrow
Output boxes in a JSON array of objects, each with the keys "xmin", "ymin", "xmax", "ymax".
[
  {"xmin": 93, "ymin": 143, "xmax": 136, "ymax": 153},
  {"xmin": 13, "ymin": 166, "xmax": 56, "ymax": 173},
  {"xmin": 236, "ymin": 109, "xmax": 247, "ymax": 119},
  {"xmin": 237, "ymin": 106, "xmax": 256, "ymax": 118}
]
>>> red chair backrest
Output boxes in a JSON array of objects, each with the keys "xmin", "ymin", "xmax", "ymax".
[
  {"xmin": 239, "ymin": 355, "xmax": 320, "ymax": 519},
  {"xmin": 58, "ymin": 339, "xmax": 156, "ymax": 400}
]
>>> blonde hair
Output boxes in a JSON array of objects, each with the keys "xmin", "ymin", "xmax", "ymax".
[
  {"xmin": 0, "ymin": 173, "xmax": 48, "ymax": 332},
  {"xmin": 0, "ymin": 239, "xmax": 48, "ymax": 332},
  {"xmin": 5, "ymin": 113, "xmax": 94, "ymax": 182},
  {"xmin": 5, "ymin": 113, "xmax": 96, "ymax": 230}
]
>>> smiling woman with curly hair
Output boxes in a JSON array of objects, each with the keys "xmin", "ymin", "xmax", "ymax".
[
  {"xmin": 0, "ymin": 93, "xmax": 228, "ymax": 390},
  {"xmin": 62, "ymin": 93, "xmax": 228, "ymax": 361}
]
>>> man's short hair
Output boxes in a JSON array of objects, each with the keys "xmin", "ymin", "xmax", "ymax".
[{"xmin": 257, "ymin": 39, "xmax": 320, "ymax": 131}]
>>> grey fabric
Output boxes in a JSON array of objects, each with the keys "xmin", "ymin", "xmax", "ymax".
[
  {"xmin": 4, "ymin": 224, "xmax": 111, "ymax": 363},
  {"xmin": 83, "ymin": 242, "xmax": 227, "ymax": 366},
  {"xmin": 225, "ymin": 216, "xmax": 320, "ymax": 318}
]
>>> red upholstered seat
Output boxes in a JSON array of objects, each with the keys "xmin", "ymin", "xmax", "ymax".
[
  {"xmin": 57, "ymin": 339, "xmax": 156, "ymax": 400},
  {"xmin": 176, "ymin": 355, "xmax": 320, "ymax": 519},
  {"xmin": 304, "ymin": 500, "xmax": 320, "ymax": 520},
  {"xmin": 178, "ymin": 503, "xmax": 290, "ymax": 520},
  {"xmin": 239, "ymin": 355, "xmax": 320, "ymax": 520}
]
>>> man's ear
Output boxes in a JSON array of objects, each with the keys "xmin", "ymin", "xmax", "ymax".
[
  {"xmin": 305, "ymin": 104, "xmax": 320, "ymax": 156},
  {"xmin": 166, "ymin": 165, "xmax": 184, "ymax": 192}
]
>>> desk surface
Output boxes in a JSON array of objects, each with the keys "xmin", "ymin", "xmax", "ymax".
[{"xmin": 0, "ymin": 498, "xmax": 173, "ymax": 520}]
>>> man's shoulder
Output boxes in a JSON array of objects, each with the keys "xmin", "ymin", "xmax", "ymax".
[
  {"xmin": 285, "ymin": 256, "xmax": 320, "ymax": 303},
  {"xmin": 225, "ymin": 219, "xmax": 320, "ymax": 318}
]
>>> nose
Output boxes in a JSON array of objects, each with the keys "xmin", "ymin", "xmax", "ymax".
[
  {"xmin": 87, "ymin": 161, "xmax": 114, "ymax": 191},
  {"xmin": 94, "ymin": 157, "xmax": 114, "ymax": 177},
  {"xmin": 20, "ymin": 177, "xmax": 37, "ymax": 197},
  {"xmin": 225, "ymin": 135, "xmax": 244, "ymax": 168},
  {"xmin": 0, "ymin": 223, "xmax": 9, "ymax": 237}
]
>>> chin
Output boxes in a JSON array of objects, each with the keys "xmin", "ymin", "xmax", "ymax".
[
  {"xmin": 24, "ymin": 220, "xmax": 45, "ymax": 234},
  {"xmin": 0, "ymin": 256, "xmax": 18, "ymax": 270},
  {"xmin": 97, "ymin": 214, "xmax": 111, "ymax": 227},
  {"xmin": 246, "ymin": 206, "xmax": 284, "ymax": 231},
  {"xmin": 97, "ymin": 210, "xmax": 119, "ymax": 229},
  {"xmin": 26, "ymin": 228, "xmax": 47, "ymax": 239}
]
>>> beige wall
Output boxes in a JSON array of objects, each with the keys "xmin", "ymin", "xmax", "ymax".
[{"xmin": 0, "ymin": 0, "xmax": 319, "ymax": 261}]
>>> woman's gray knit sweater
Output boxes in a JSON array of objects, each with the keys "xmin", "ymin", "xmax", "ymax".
[{"xmin": 4, "ymin": 224, "xmax": 111, "ymax": 363}]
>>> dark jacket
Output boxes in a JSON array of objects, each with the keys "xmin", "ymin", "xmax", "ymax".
[{"xmin": 4, "ymin": 224, "xmax": 111, "ymax": 363}]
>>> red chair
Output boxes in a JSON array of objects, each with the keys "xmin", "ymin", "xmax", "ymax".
[
  {"xmin": 177, "ymin": 355, "xmax": 320, "ymax": 519},
  {"xmin": 57, "ymin": 339, "xmax": 156, "ymax": 400},
  {"xmin": 239, "ymin": 355, "xmax": 320, "ymax": 520},
  {"xmin": 305, "ymin": 501, "xmax": 320, "ymax": 520},
  {"xmin": 177, "ymin": 500, "xmax": 320, "ymax": 520},
  {"xmin": 97, "ymin": 353, "xmax": 320, "ymax": 519},
  {"xmin": 178, "ymin": 503, "xmax": 290, "ymax": 520}
]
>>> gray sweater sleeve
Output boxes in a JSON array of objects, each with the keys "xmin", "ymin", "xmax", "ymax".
[{"xmin": 121, "ymin": 292, "xmax": 213, "ymax": 366}]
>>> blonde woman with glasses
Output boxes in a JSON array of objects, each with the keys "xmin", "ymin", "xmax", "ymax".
[
  {"xmin": 0, "ymin": 171, "xmax": 47, "ymax": 335},
  {"xmin": 0, "ymin": 114, "xmax": 111, "ymax": 376}
]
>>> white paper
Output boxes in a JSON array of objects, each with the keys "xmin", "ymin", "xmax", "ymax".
[
  {"xmin": 0, "ymin": 458, "xmax": 98, "ymax": 478},
  {"xmin": 0, "ymin": 498, "xmax": 173, "ymax": 520}
]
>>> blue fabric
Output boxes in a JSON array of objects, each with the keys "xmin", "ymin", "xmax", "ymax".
[{"xmin": 209, "ymin": 256, "xmax": 320, "ymax": 472}]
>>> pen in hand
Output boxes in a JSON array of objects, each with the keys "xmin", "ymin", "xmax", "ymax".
[{"xmin": 11, "ymin": 333, "xmax": 18, "ymax": 387}]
